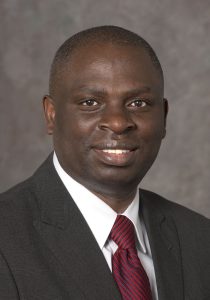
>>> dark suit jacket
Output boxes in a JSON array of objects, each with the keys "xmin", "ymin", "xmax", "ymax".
[{"xmin": 0, "ymin": 155, "xmax": 209, "ymax": 300}]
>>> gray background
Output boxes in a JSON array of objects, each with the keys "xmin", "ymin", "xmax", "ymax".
[{"xmin": 0, "ymin": 0, "xmax": 209, "ymax": 217}]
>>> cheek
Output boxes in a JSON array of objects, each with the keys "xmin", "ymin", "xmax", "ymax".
[
  {"xmin": 138, "ymin": 117, "xmax": 165, "ymax": 142},
  {"xmin": 54, "ymin": 113, "xmax": 97, "ymax": 153},
  {"xmin": 143, "ymin": 107, "xmax": 166, "ymax": 138},
  {"xmin": 54, "ymin": 109, "xmax": 84, "ymax": 137}
]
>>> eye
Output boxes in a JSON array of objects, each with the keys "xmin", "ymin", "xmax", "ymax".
[
  {"xmin": 128, "ymin": 99, "xmax": 147, "ymax": 107},
  {"xmin": 81, "ymin": 99, "xmax": 98, "ymax": 106}
]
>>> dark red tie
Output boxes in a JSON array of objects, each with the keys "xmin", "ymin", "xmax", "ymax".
[{"xmin": 110, "ymin": 215, "xmax": 153, "ymax": 300}]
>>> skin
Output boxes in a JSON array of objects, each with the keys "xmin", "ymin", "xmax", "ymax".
[{"xmin": 43, "ymin": 42, "xmax": 168, "ymax": 213}]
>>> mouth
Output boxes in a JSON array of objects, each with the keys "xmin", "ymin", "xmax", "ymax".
[
  {"xmin": 93, "ymin": 146, "xmax": 138, "ymax": 166},
  {"xmin": 101, "ymin": 149, "xmax": 131, "ymax": 154}
]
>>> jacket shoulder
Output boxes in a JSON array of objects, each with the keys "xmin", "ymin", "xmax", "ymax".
[
  {"xmin": 140, "ymin": 188, "xmax": 210, "ymax": 250},
  {"xmin": 0, "ymin": 177, "xmax": 34, "ymax": 211},
  {"xmin": 140, "ymin": 188, "xmax": 209, "ymax": 222},
  {"xmin": 0, "ymin": 154, "xmax": 54, "ymax": 214}
]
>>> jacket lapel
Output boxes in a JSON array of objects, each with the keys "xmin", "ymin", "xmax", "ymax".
[
  {"xmin": 140, "ymin": 190, "xmax": 184, "ymax": 300},
  {"xmin": 32, "ymin": 155, "xmax": 121, "ymax": 300}
]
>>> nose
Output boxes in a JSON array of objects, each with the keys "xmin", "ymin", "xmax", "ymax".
[{"xmin": 98, "ymin": 106, "xmax": 136, "ymax": 135}]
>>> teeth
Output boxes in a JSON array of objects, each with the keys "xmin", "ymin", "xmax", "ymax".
[{"xmin": 102, "ymin": 149, "xmax": 130, "ymax": 154}]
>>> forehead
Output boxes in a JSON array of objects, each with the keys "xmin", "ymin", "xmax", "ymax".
[{"xmin": 58, "ymin": 43, "xmax": 163, "ymax": 94}]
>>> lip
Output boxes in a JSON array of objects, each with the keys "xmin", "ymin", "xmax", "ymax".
[
  {"xmin": 93, "ymin": 147, "xmax": 138, "ymax": 166},
  {"xmin": 92, "ymin": 141, "xmax": 138, "ymax": 151}
]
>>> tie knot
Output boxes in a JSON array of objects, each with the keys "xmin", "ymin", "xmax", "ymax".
[{"xmin": 110, "ymin": 215, "xmax": 136, "ymax": 249}]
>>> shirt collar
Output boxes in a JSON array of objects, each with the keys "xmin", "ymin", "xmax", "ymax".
[
  {"xmin": 122, "ymin": 193, "xmax": 146, "ymax": 253},
  {"xmin": 53, "ymin": 152, "xmax": 146, "ymax": 254}
]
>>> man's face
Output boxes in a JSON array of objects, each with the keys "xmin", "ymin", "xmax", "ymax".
[{"xmin": 44, "ymin": 43, "xmax": 167, "ymax": 197}]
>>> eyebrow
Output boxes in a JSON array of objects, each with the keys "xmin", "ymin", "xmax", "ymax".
[{"xmin": 72, "ymin": 86, "xmax": 152, "ymax": 97}]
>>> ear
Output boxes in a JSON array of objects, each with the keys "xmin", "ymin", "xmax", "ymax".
[
  {"xmin": 162, "ymin": 98, "xmax": 168, "ymax": 139},
  {"xmin": 43, "ymin": 95, "xmax": 56, "ymax": 135}
]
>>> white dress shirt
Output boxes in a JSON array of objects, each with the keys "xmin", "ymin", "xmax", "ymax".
[{"xmin": 53, "ymin": 152, "xmax": 158, "ymax": 299}]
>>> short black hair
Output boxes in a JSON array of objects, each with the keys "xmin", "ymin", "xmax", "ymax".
[{"xmin": 49, "ymin": 25, "xmax": 164, "ymax": 97}]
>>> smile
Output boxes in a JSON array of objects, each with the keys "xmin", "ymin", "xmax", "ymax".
[
  {"xmin": 93, "ymin": 148, "xmax": 137, "ymax": 166},
  {"xmin": 102, "ymin": 149, "xmax": 131, "ymax": 154}
]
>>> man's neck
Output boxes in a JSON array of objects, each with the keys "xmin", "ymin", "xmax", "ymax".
[{"xmin": 89, "ymin": 188, "xmax": 137, "ymax": 213}]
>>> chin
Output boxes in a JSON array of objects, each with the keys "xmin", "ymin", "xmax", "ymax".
[{"xmin": 91, "ymin": 172, "xmax": 142, "ymax": 190}]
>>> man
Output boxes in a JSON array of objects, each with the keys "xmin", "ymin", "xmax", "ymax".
[{"xmin": 0, "ymin": 26, "xmax": 209, "ymax": 300}]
